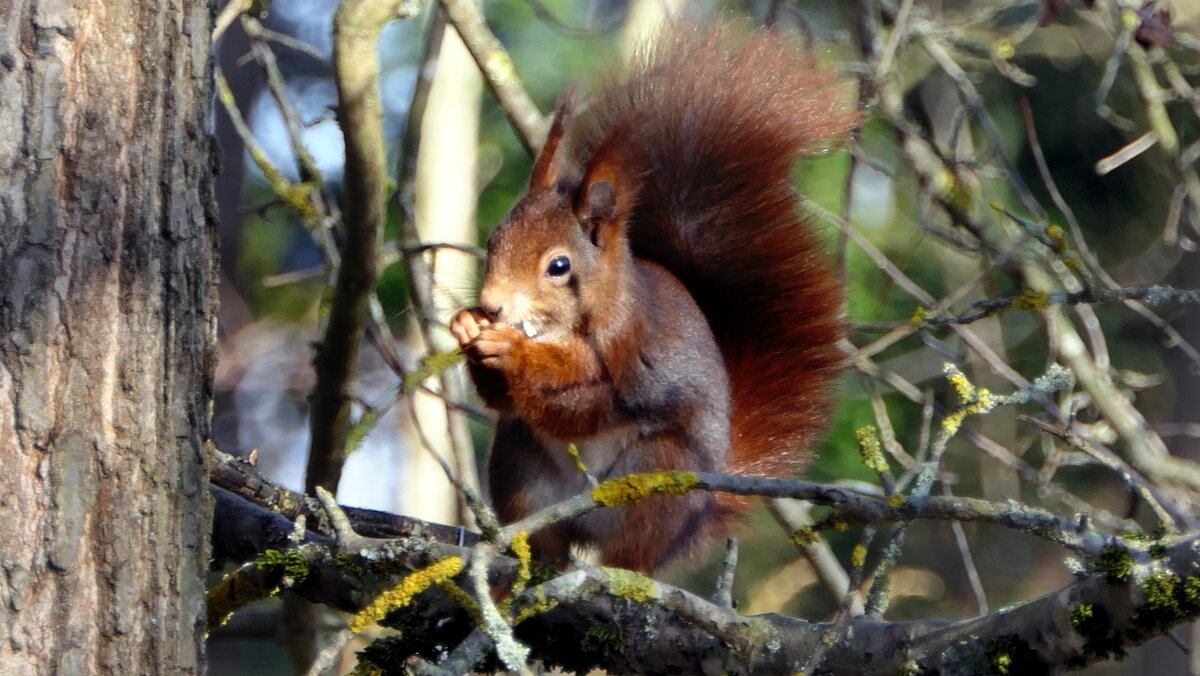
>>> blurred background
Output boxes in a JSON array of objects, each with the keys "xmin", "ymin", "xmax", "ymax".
[{"xmin": 207, "ymin": 0, "xmax": 1200, "ymax": 672}]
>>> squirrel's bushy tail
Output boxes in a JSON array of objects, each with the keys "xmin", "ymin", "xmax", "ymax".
[{"xmin": 578, "ymin": 22, "xmax": 857, "ymax": 484}]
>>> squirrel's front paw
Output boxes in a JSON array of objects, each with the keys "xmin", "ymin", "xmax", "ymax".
[
  {"xmin": 451, "ymin": 308, "xmax": 490, "ymax": 349},
  {"xmin": 469, "ymin": 323, "xmax": 524, "ymax": 369}
]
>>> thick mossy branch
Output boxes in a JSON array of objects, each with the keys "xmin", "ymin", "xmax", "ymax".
[
  {"xmin": 1094, "ymin": 544, "xmax": 1136, "ymax": 584},
  {"xmin": 256, "ymin": 548, "xmax": 311, "ymax": 583},
  {"xmin": 210, "ymin": 450, "xmax": 479, "ymax": 547},
  {"xmin": 212, "ymin": 477, "xmax": 1200, "ymax": 674},
  {"xmin": 207, "ymin": 546, "xmax": 318, "ymax": 631},
  {"xmin": 206, "ymin": 561, "xmax": 284, "ymax": 631}
]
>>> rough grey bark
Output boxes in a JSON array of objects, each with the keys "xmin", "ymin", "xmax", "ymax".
[{"xmin": 0, "ymin": 0, "xmax": 217, "ymax": 672}]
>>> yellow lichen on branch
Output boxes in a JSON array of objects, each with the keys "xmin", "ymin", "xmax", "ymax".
[
  {"xmin": 942, "ymin": 364, "xmax": 998, "ymax": 436},
  {"xmin": 790, "ymin": 526, "xmax": 819, "ymax": 546},
  {"xmin": 591, "ymin": 471, "xmax": 699, "ymax": 507},
  {"xmin": 438, "ymin": 579, "xmax": 481, "ymax": 622},
  {"xmin": 910, "ymin": 306, "xmax": 929, "ymax": 327},
  {"xmin": 856, "ymin": 425, "xmax": 889, "ymax": 475},
  {"xmin": 510, "ymin": 531, "xmax": 532, "ymax": 591},
  {"xmin": 565, "ymin": 443, "xmax": 589, "ymax": 475},
  {"xmin": 513, "ymin": 588, "xmax": 558, "ymax": 624},
  {"xmin": 1011, "ymin": 289, "xmax": 1050, "ymax": 311},
  {"xmin": 500, "ymin": 531, "xmax": 533, "ymax": 616},
  {"xmin": 602, "ymin": 567, "xmax": 656, "ymax": 604},
  {"xmin": 349, "ymin": 556, "xmax": 464, "ymax": 632},
  {"xmin": 852, "ymin": 544, "xmax": 868, "ymax": 568}
]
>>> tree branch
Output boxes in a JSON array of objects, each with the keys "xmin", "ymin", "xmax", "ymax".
[
  {"xmin": 210, "ymin": 471, "xmax": 1200, "ymax": 675},
  {"xmin": 305, "ymin": 0, "xmax": 420, "ymax": 493}
]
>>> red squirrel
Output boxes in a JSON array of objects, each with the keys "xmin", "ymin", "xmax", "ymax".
[{"xmin": 451, "ymin": 22, "xmax": 857, "ymax": 574}]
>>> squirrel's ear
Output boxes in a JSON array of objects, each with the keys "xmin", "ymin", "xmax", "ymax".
[
  {"xmin": 576, "ymin": 140, "xmax": 636, "ymax": 249},
  {"xmin": 582, "ymin": 180, "xmax": 616, "ymax": 223},
  {"xmin": 529, "ymin": 91, "xmax": 576, "ymax": 190}
]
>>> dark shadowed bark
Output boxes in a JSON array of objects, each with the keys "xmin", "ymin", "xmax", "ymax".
[{"xmin": 0, "ymin": 0, "xmax": 216, "ymax": 672}]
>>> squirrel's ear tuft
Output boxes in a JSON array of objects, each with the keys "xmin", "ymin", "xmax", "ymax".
[{"xmin": 529, "ymin": 91, "xmax": 576, "ymax": 190}]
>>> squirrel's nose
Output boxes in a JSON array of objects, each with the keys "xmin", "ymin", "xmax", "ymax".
[{"xmin": 478, "ymin": 290, "xmax": 502, "ymax": 320}]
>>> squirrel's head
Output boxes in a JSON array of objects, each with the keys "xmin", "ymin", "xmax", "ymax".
[{"xmin": 478, "ymin": 95, "xmax": 639, "ymax": 342}]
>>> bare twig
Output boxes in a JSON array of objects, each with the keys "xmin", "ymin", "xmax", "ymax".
[
  {"xmin": 242, "ymin": 15, "xmax": 340, "ymax": 260},
  {"xmin": 711, "ymin": 538, "xmax": 738, "ymax": 610},
  {"xmin": 437, "ymin": 0, "xmax": 546, "ymax": 155},
  {"xmin": 394, "ymin": 7, "xmax": 484, "ymax": 523},
  {"xmin": 305, "ymin": 0, "xmax": 420, "ymax": 493},
  {"xmin": 404, "ymin": 397, "xmax": 499, "ymax": 537},
  {"xmin": 941, "ymin": 477, "xmax": 988, "ymax": 616},
  {"xmin": 520, "ymin": 0, "xmax": 623, "ymax": 37},
  {"xmin": 768, "ymin": 499, "xmax": 864, "ymax": 615},
  {"xmin": 801, "ymin": 524, "xmax": 876, "ymax": 673},
  {"xmin": 1018, "ymin": 414, "xmax": 1181, "ymax": 529},
  {"xmin": 918, "ymin": 285, "xmax": 1200, "ymax": 327},
  {"xmin": 1096, "ymin": 131, "xmax": 1158, "ymax": 175},
  {"xmin": 468, "ymin": 544, "xmax": 529, "ymax": 669}
]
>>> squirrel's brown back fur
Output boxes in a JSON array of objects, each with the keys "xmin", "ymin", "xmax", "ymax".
[{"xmin": 577, "ymin": 23, "xmax": 856, "ymax": 483}]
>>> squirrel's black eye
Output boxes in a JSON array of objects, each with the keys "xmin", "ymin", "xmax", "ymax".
[{"xmin": 546, "ymin": 255, "xmax": 571, "ymax": 277}]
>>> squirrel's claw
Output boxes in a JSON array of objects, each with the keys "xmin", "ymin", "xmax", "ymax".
[
  {"xmin": 451, "ymin": 308, "xmax": 490, "ymax": 347},
  {"xmin": 470, "ymin": 323, "xmax": 523, "ymax": 369}
]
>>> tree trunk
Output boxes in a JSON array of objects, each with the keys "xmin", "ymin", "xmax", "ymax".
[{"xmin": 0, "ymin": 0, "xmax": 216, "ymax": 672}]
